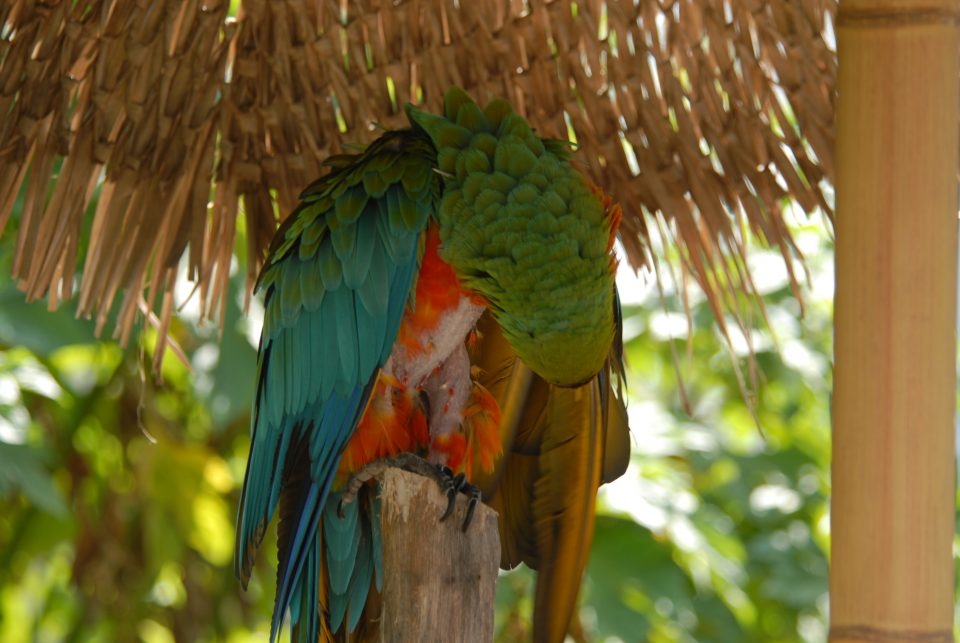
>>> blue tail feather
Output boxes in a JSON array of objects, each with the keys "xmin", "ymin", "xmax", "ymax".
[
  {"xmin": 346, "ymin": 518, "xmax": 375, "ymax": 633},
  {"xmin": 271, "ymin": 482, "xmax": 323, "ymax": 643},
  {"xmin": 269, "ymin": 385, "xmax": 372, "ymax": 643},
  {"xmin": 324, "ymin": 493, "xmax": 361, "ymax": 595},
  {"xmin": 324, "ymin": 485, "xmax": 383, "ymax": 635},
  {"xmin": 288, "ymin": 530, "xmax": 321, "ymax": 643}
]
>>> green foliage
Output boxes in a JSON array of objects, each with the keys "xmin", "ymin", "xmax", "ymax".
[
  {"xmin": 572, "ymin": 226, "xmax": 834, "ymax": 643},
  {"xmin": 0, "ymin": 253, "xmax": 274, "ymax": 641}
]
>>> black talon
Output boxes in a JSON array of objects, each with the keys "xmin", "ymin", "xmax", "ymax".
[
  {"xmin": 440, "ymin": 491, "xmax": 456, "ymax": 522},
  {"xmin": 462, "ymin": 492, "xmax": 480, "ymax": 532},
  {"xmin": 455, "ymin": 478, "xmax": 481, "ymax": 531},
  {"xmin": 337, "ymin": 497, "xmax": 346, "ymax": 519},
  {"xmin": 438, "ymin": 465, "xmax": 457, "ymax": 522}
]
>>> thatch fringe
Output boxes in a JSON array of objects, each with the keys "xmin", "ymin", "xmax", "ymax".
[{"xmin": 0, "ymin": 0, "xmax": 835, "ymax": 368}]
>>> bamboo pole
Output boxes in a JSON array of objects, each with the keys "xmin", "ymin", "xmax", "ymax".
[
  {"xmin": 831, "ymin": 2, "xmax": 958, "ymax": 641},
  {"xmin": 377, "ymin": 469, "xmax": 500, "ymax": 641}
]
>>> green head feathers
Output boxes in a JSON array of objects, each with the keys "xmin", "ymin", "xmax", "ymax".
[{"xmin": 406, "ymin": 88, "xmax": 617, "ymax": 387}]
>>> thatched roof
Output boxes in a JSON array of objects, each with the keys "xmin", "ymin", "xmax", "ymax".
[{"xmin": 0, "ymin": 0, "xmax": 835, "ymax": 367}]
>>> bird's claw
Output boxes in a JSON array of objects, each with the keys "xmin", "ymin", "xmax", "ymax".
[
  {"xmin": 434, "ymin": 464, "xmax": 480, "ymax": 531},
  {"xmin": 436, "ymin": 465, "xmax": 458, "ymax": 522},
  {"xmin": 340, "ymin": 454, "xmax": 480, "ymax": 531}
]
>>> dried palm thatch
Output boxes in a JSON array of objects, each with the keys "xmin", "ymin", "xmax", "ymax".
[{"xmin": 0, "ymin": 0, "xmax": 835, "ymax": 371}]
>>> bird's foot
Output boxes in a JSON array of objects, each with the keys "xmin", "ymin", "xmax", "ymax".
[
  {"xmin": 432, "ymin": 463, "xmax": 481, "ymax": 531},
  {"xmin": 338, "ymin": 453, "xmax": 480, "ymax": 531}
]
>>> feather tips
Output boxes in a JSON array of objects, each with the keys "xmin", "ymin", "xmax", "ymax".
[
  {"xmin": 530, "ymin": 381, "xmax": 604, "ymax": 642},
  {"xmin": 324, "ymin": 487, "xmax": 381, "ymax": 636}
]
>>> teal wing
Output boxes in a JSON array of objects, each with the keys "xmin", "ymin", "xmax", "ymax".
[{"xmin": 234, "ymin": 129, "xmax": 437, "ymax": 643}]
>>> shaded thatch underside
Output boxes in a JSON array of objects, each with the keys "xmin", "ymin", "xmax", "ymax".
[{"xmin": 0, "ymin": 0, "xmax": 835, "ymax": 364}]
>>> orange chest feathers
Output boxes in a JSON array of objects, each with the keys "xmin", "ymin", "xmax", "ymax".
[{"xmin": 337, "ymin": 226, "xmax": 500, "ymax": 483}]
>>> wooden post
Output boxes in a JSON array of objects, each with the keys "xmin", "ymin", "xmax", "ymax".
[
  {"xmin": 832, "ymin": 1, "xmax": 958, "ymax": 641},
  {"xmin": 377, "ymin": 469, "xmax": 500, "ymax": 642}
]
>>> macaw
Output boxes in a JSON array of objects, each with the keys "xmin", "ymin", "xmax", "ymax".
[{"xmin": 235, "ymin": 87, "xmax": 629, "ymax": 642}]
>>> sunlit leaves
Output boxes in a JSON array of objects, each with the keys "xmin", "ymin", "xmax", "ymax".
[{"xmin": 0, "ymin": 257, "xmax": 272, "ymax": 640}]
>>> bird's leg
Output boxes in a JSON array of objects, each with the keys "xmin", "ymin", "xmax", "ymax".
[{"xmin": 338, "ymin": 453, "xmax": 480, "ymax": 531}]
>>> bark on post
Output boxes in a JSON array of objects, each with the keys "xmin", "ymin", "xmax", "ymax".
[
  {"xmin": 377, "ymin": 469, "xmax": 499, "ymax": 642},
  {"xmin": 831, "ymin": 2, "xmax": 958, "ymax": 641}
]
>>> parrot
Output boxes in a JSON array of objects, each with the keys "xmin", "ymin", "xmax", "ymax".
[{"xmin": 234, "ymin": 86, "xmax": 630, "ymax": 642}]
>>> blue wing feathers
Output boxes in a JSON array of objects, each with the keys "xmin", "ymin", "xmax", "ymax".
[
  {"xmin": 235, "ymin": 129, "xmax": 437, "ymax": 642},
  {"xmin": 298, "ymin": 219, "xmax": 325, "ymax": 260},
  {"xmin": 264, "ymin": 330, "xmax": 281, "ymax": 419},
  {"xmin": 274, "ymin": 386, "xmax": 369, "ymax": 642},
  {"xmin": 285, "ymin": 330, "xmax": 298, "ymax": 416},
  {"xmin": 271, "ymin": 482, "xmax": 322, "ymax": 641},
  {"xmin": 375, "ymin": 202, "xmax": 396, "ymax": 261},
  {"xmin": 386, "ymin": 186, "xmax": 406, "ymax": 231},
  {"xmin": 343, "ymin": 211, "xmax": 376, "ymax": 289},
  {"xmin": 346, "ymin": 527, "xmax": 374, "ymax": 632},
  {"xmin": 358, "ymin": 235, "xmax": 389, "ymax": 318},
  {"xmin": 324, "ymin": 487, "xmax": 380, "ymax": 635},
  {"xmin": 378, "ymin": 154, "xmax": 405, "ymax": 185},
  {"xmin": 333, "ymin": 291, "xmax": 358, "ymax": 393},
  {"xmin": 330, "ymin": 220, "xmax": 357, "ymax": 263},
  {"xmin": 299, "ymin": 258, "xmax": 325, "ymax": 311},
  {"xmin": 288, "ymin": 535, "xmax": 320, "ymax": 643},
  {"xmin": 318, "ymin": 239, "xmax": 343, "ymax": 290},
  {"xmin": 318, "ymin": 306, "xmax": 338, "ymax": 403},
  {"xmin": 299, "ymin": 318, "xmax": 313, "ymax": 410},
  {"xmin": 356, "ymin": 296, "xmax": 379, "ymax": 379},
  {"xmin": 361, "ymin": 167, "xmax": 388, "ymax": 197},
  {"xmin": 279, "ymin": 259, "xmax": 302, "ymax": 326},
  {"xmin": 307, "ymin": 390, "xmax": 359, "ymax": 467},
  {"xmin": 324, "ymin": 494, "xmax": 360, "ymax": 595},
  {"xmin": 334, "ymin": 186, "xmax": 369, "ymax": 223}
]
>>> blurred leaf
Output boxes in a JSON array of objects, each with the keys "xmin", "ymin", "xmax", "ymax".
[
  {"xmin": 0, "ymin": 287, "xmax": 97, "ymax": 357},
  {"xmin": 205, "ymin": 281, "xmax": 257, "ymax": 430},
  {"xmin": 0, "ymin": 442, "xmax": 68, "ymax": 517},
  {"xmin": 586, "ymin": 515, "xmax": 694, "ymax": 640}
]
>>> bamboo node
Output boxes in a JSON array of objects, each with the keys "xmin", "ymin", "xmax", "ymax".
[
  {"xmin": 836, "ymin": 7, "xmax": 960, "ymax": 28},
  {"xmin": 830, "ymin": 625, "xmax": 954, "ymax": 642}
]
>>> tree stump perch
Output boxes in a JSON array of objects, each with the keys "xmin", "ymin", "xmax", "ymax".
[{"xmin": 377, "ymin": 468, "xmax": 500, "ymax": 642}]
